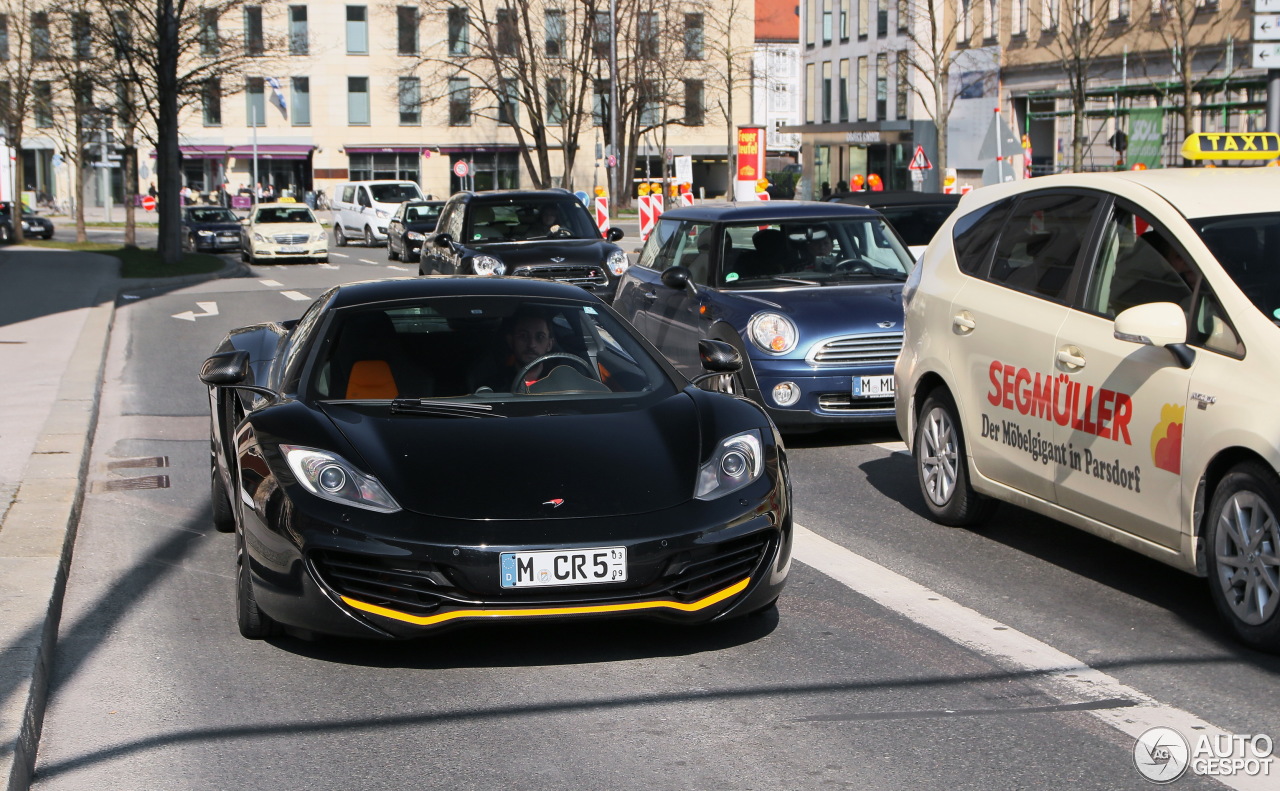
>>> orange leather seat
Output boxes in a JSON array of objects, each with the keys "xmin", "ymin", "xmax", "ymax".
[{"xmin": 345, "ymin": 360, "xmax": 398, "ymax": 399}]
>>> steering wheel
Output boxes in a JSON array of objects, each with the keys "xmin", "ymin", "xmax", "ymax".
[
  {"xmin": 833, "ymin": 258, "xmax": 874, "ymax": 274},
  {"xmin": 512, "ymin": 352, "xmax": 597, "ymax": 392}
]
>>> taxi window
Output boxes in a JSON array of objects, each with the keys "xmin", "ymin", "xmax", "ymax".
[
  {"xmin": 1085, "ymin": 206, "xmax": 1195, "ymax": 318},
  {"xmin": 988, "ymin": 193, "xmax": 1099, "ymax": 302},
  {"xmin": 1194, "ymin": 212, "xmax": 1280, "ymax": 324},
  {"xmin": 952, "ymin": 197, "xmax": 1014, "ymax": 275}
]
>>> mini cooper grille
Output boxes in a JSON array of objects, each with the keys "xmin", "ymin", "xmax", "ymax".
[
  {"xmin": 807, "ymin": 332, "xmax": 903, "ymax": 367},
  {"xmin": 510, "ymin": 264, "xmax": 609, "ymax": 288},
  {"xmin": 817, "ymin": 394, "xmax": 896, "ymax": 412},
  {"xmin": 312, "ymin": 550, "xmax": 444, "ymax": 616},
  {"xmin": 667, "ymin": 533, "xmax": 772, "ymax": 603},
  {"xmin": 273, "ymin": 233, "xmax": 311, "ymax": 245}
]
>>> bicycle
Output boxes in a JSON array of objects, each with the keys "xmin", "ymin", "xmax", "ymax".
[{"xmin": 315, "ymin": 190, "xmax": 330, "ymax": 210}]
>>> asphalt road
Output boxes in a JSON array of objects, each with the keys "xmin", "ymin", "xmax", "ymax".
[{"xmin": 28, "ymin": 251, "xmax": 1280, "ymax": 790}]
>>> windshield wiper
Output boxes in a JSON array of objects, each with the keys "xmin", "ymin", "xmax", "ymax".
[
  {"xmin": 770, "ymin": 276, "xmax": 822, "ymax": 286},
  {"xmin": 388, "ymin": 399, "xmax": 506, "ymax": 418}
]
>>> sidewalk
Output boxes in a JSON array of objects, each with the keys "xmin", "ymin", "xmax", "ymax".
[{"xmin": 0, "ymin": 247, "xmax": 241, "ymax": 791}]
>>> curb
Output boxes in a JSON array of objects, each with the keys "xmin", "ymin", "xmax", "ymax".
[{"xmin": 0, "ymin": 256, "xmax": 243, "ymax": 791}]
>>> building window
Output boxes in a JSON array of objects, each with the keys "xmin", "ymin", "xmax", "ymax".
[
  {"xmin": 289, "ymin": 6, "xmax": 308, "ymax": 55},
  {"xmin": 877, "ymin": 0, "xmax": 888, "ymax": 36},
  {"xmin": 822, "ymin": 0, "xmax": 832, "ymax": 44},
  {"xmin": 0, "ymin": 16, "xmax": 8, "ymax": 61},
  {"xmin": 349, "ymin": 153, "xmax": 420, "ymax": 182},
  {"xmin": 399, "ymin": 76, "xmax": 421, "ymax": 124},
  {"xmin": 1043, "ymin": 0, "xmax": 1058, "ymax": 30},
  {"xmin": 498, "ymin": 78, "xmax": 518, "ymax": 125},
  {"xmin": 821, "ymin": 61, "xmax": 832, "ymax": 123},
  {"xmin": 858, "ymin": 0, "xmax": 868, "ymax": 37},
  {"xmin": 115, "ymin": 80, "xmax": 133, "ymax": 125},
  {"xmin": 959, "ymin": 0, "xmax": 971, "ymax": 41},
  {"xmin": 448, "ymin": 7, "xmax": 469, "ymax": 55},
  {"xmin": 638, "ymin": 12, "xmax": 659, "ymax": 59},
  {"xmin": 292, "ymin": 77, "xmax": 310, "ymax": 125},
  {"xmin": 896, "ymin": 51, "xmax": 908, "ymax": 119},
  {"xmin": 199, "ymin": 9, "xmax": 218, "ymax": 55},
  {"xmin": 203, "ymin": 78, "xmax": 222, "ymax": 125},
  {"xmin": 347, "ymin": 6, "xmax": 368, "ymax": 54},
  {"xmin": 244, "ymin": 6, "xmax": 263, "ymax": 56},
  {"xmin": 593, "ymin": 79, "xmax": 609, "ymax": 127},
  {"xmin": 31, "ymin": 12, "xmax": 49, "ymax": 60},
  {"xmin": 639, "ymin": 80, "xmax": 660, "ymax": 126},
  {"xmin": 684, "ymin": 14, "xmax": 703, "ymax": 59},
  {"xmin": 876, "ymin": 53, "xmax": 887, "ymax": 120},
  {"xmin": 398, "ymin": 6, "xmax": 418, "ymax": 55},
  {"xmin": 838, "ymin": 59, "xmax": 849, "ymax": 123},
  {"xmin": 684, "ymin": 79, "xmax": 704, "ymax": 126},
  {"xmin": 805, "ymin": 62, "xmax": 815, "ymax": 123},
  {"xmin": 448, "ymin": 77, "xmax": 471, "ymax": 125},
  {"xmin": 497, "ymin": 7, "xmax": 517, "ymax": 56},
  {"xmin": 246, "ymin": 77, "xmax": 265, "ymax": 125},
  {"xmin": 593, "ymin": 11, "xmax": 610, "ymax": 58},
  {"xmin": 897, "ymin": 0, "xmax": 908, "ymax": 32},
  {"xmin": 857, "ymin": 56, "xmax": 868, "ymax": 121},
  {"xmin": 34, "ymin": 81, "xmax": 51, "ymax": 126},
  {"xmin": 348, "ymin": 76, "xmax": 370, "ymax": 124},
  {"xmin": 546, "ymin": 9, "xmax": 565, "ymax": 57},
  {"xmin": 72, "ymin": 12, "xmax": 91, "ymax": 59},
  {"xmin": 841, "ymin": 0, "xmax": 849, "ymax": 38},
  {"xmin": 1013, "ymin": 0, "xmax": 1028, "ymax": 33},
  {"xmin": 546, "ymin": 78, "xmax": 565, "ymax": 125}
]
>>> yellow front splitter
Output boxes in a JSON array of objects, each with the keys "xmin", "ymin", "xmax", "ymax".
[{"xmin": 341, "ymin": 577, "xmax": 751, "ymax": 627}]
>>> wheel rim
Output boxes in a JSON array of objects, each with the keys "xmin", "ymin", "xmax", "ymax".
[
  {"xmin": 365, "ymin": 228, "xmax": 374, "ymax": 245},
  {"xmin": 1214, "ymin": 490, "xmax": 1280, "ymax": 626},
  {"xmin": 919, "ymin": 406, "xmax": 960, "ymax": 507}
]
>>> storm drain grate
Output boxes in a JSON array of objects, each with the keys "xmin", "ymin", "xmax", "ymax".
[
  {"xmin": 98, "ymin": 475, "xmax": 171, "ymax": 492},
  {"xmin": 107, "ymin": 456, "xmax": 170, "ymax": 471}
]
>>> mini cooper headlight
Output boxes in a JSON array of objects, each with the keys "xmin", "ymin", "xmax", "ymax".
[
  {"xmin": 471, "ymin": 254, "xmax": 506, "ymax": 276},
  {"xmin": 695, "ymin": 430, "xmax": 764, "ymax": 500},
  {"xmin": 606, "ymin": 249, "xmax": 630, "ymax": 276},
  {"xmin": 407, "ymin": 231, "xmax": 426, "ymax": 241},
  {"xmin": 280, "ymin": 445, "xmax": 401, "ymax": 513},
  {"xmin": 748, "ymin": 312, "xmax": 798, "ymax": 354}
]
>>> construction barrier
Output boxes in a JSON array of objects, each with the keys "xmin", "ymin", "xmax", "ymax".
[
  {"xmin": 594, "ymin": 196, "xmax": 610, "ymax": 238},
  {"xmin": 638, "ymin": 193, "xmax": 656, "ymax": 240}
]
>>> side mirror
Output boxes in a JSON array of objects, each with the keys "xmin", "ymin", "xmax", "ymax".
[
  {"xmin": 1114, "ymin": 302, "xmax": 1195, "ymax": 369},
  {"xmin": 660, "ymin": 265, "xmax": 692, "ymax": 290},
  {"xmin": 434, "ymin": 233, "xmax": 454, "ymax": 248},
  {"xmin": 608, "ymin": 227, "xmax": 624, "ymax": 242},
  {"xmin": 200, "ymin": 350, "xmax": 250, "ymax": 387},
  {"xmin": 696, "ymin": 339, "xmax": 742, "ymax": 374}
]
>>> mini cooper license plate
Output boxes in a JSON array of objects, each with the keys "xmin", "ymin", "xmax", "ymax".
[
  {"xmin": 853, "ymin": 375, "xmax": 894, "ymax": 397},
  {"xmin": 500, "ymin": 547, "xmax": 627, "ymax": 588}
]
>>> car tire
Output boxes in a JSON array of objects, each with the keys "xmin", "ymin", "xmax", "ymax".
[
  {"xmin": 913, "ymin": 389, "xmax": 994, "ymax": 527},
  {"xmin": 1205, "ymin": 461, "xmax": 1280, "ymax": 651},
  {"xmin": 240, "ymin": 248, "xmax": 249, "ymax": 263},
  {"xmin": 388, "ymin": 241, "xmax": 399, "ymax": 261},
  {"xmin": 335, "ymin": 226, "xmax": 347, "ymax": 247},
  {"xmin": 0, "ymin": 224, "xmax": 11, "ymax": 244},
  {"xmin": 187, "ymin": 233, "xmax": 197, "ymax": 252},
  {"xmin": 211, "ymin": 457, "xmax": 235, "ymax": 533},
  {"xmin": 364, "ymin": 226, "xmax": 376, "ymax": 247},
  {"xmin": 237, "ymin": 530, "xmax": 281, "ymax": 639}
]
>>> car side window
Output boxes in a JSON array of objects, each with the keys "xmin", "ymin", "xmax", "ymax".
[
  {"xmin": 952, "ymin": 197, "xmax": 1014, "ymax": 275},
  {"xmin": 1191, "ymin": 289, "xmax": 1245, "ymax": 358},
  {"xmin": 637, "ymin": 218, "xmax": 681, "ymax": 271},
  {"xmin": 341, "ymin": 185, "xmax": 355, "ymax": 203},
  {"xmin": 1084, "ymin": 205, "xmax": 1196, "ymax": 319},
  {"xmin": 672, "ymin": 222, "xmax": 715, "ymax": 285},
  {"xmin": 988, "ymin": 192, "xmax": 1100, "ymax": 302},
  {"xmin": 357, "ymin": 188, "xmax": 372, "ymax": 208}
]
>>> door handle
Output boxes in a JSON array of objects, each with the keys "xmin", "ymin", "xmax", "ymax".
[
  {"xmin": 953, "ymin": 311, "xmax": 976, "ymax": 332},
  {"xmin": 1056, "ymin": 347, "xmax": 1086, "ymax": 369},
  {"xmin": 643, "ymin": 291, "xmax": 658, "ymax": 301}
]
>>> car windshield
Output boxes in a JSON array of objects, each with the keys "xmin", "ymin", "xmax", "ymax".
[
  {"xmin": 255, "ymin": 206, "xmax": 317, "ymax": 224},
  {"xmin": 876, "ymin": 204, "xmax": 958, "ymax": 247},
  {"xmin": 369, "ymin": 183, "xmax": 422, "ymax": 203},
  {"xmin": 1193, "ymin": 212, "xmax": 1280, "ymax": 324},
  {"xmin": 466, "ymin": 199, "xmax": 598, "ymax": 243},
  {"xmin": 311, "ymin": 296, "xmax": 675, "ymax": 404},
  {"xmin": 189, "ymin": 208, "xmax": 238, "ymax": 223},
  {"xmin": 715, "ymin": 217, "xmax": 913, "ymax": 287}
]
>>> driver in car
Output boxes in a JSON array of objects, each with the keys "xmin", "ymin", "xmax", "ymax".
[
  {"xmin": 803, "ymin": 228, "xmax": 839, "ymax": 271},
  {"xmin": 470, "ymin": 309, "xmax": 557, "ymax": 391}
]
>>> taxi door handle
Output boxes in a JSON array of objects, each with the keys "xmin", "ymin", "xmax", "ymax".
[
  {"xmin": 642, "ymin": 291, "xmax": 658, "ymax": 301},
  {"xmin": 1056, "ymin": 347, "xmax": 1087, "ymax": 369},
  {"xmin": 953, "ymin": 312, "xmax": 976, "ymax": 333}
]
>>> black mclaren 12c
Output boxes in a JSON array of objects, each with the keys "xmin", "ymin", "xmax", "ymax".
[{"xmin": 200, "ymin": 276, "xmax": 792, "ymax": 640}]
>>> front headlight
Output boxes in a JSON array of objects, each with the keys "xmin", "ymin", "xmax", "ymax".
[
  {"xmin": 695, "ymin": 430, "xmax": 765, "ymax": 500},
  {"xmin": 376, "ymin": 209, "xmax": 389, "ymax": 218},
  {"xmin": 748, "ymin": 312, "xmax": 798, "ymax": 354},
  {"xmin": 197, "ymin": 229, "xmax": 215, "ymax": 237},
  {"xmin": 606, "ymin": 249, "xmax": 630, "ymax": 276},
  {"xmin": 314, "ymin": 232, "xmax": 328, "ymax": 243},
  {"xmin": 406, "ymin": 231, "xmax": 425, "ymax": 241},
  {"xmin": 281, "ymin": 445, "xmax": 401, "ymax": 513},
  {"xmin": 253, "ymin": 233, "xmax": 266, "ymax": 243},
  {"xmin": 471, "ymin": 254, "xmax": 506, "ymax": 276}
]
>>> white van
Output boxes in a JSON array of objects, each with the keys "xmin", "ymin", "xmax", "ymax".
[{"xmin": 331, "ymin": 180, "xmax": 425, "ymax": 246}]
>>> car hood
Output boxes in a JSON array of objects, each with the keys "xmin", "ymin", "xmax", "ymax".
[
  {"xmin": 468, "ymin": 239, "xmax": 616, "ymax": 265},
  {"xmin": 728, "ymin": 282, "xmax": 906, "ymax": 341},
  {"xmin": 252, "ymin": 222, "xmax": 324, "ymax": 236},
  {"xmin": 319, "ymin": 393, "xmax": 701, "ymax": 520},
  {"xmin": 190, "ymin": 222, "xmax": 241, "ymax": 233}
]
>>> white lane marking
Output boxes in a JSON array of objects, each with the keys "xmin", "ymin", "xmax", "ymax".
[
  {"xmin": 280, "ymin": 291, "xmax": 310, "ymax": 301},
  {"xmin": 318, "ymin": 263, "xmax": 339, "ymax": 270},
  {"xmin": 387, "ymin": 265, "xmax": 410, "ymax": 271},
  {"xmin": 358, "ymin": 258, "xmax": 379, "ymax": 265},
  {"xmin": 171, "ymin": 301, "xmax": 219, "ymax": 322},
  {"xmin": 872, "ymin": 440, "xmax": 907, "ymax": 453},
  {"xmin": 259, "ymin": 279, "xmax": 283, "ymax": 287},
  {"xmin": 330, "ymin": 252, "xmax": 349, "ymax": 259},
  {"xmin": 793, "ymin": 524, "xmax": 1268, "ymax": 791}
]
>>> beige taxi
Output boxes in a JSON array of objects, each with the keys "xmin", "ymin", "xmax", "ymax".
[
  {"xmin": 895, "ymin": 143, "xmax": 1280, "ymax": 650},
  {"xmin": 240, "ymin": 202, "xmax": 329, "ymax": 265}
]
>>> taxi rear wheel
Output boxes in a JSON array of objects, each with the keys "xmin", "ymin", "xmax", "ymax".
[
  {"xmin": 1206, "ymin": 462, "xmax": 1280, "ymax": 649},
  {"xmin": 914, "ymin": 390, "xmax": 993, "ymax": 527}
]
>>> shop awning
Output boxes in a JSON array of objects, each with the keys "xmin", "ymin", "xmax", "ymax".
[
  {"xmin": 342, "ymin": 144, "xmax": 431, "ymax": 154},
  {"xmin": 178, "ymin": 144, "xmax": 314, "ymax": 160}
]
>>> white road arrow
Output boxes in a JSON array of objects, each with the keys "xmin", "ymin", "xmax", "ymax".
[{"xmin": 171, "ymin": 301, "xmax": 219, "ymax": 322}]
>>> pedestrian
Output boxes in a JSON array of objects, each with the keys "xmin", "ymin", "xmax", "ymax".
[{"xmin": 148, "ymin": 182, "xmax": 157, "ymax": 198}]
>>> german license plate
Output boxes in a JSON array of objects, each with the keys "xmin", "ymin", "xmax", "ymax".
[
  {"xmin": 279, "ymin": 245, "xmax": 304, "ymax": 254},
  {"xmin": 500, "ymin": 546, "xmax": 626, "ymax": 588},
  {"xmin": 853, "ymin": 375, "xmax": 894, "ymax": 397}
]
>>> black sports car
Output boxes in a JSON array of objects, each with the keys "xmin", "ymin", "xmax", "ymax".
[
  {"xmin": 200, "ymin": 276, "xmax": 792, "ymax": 640},
  {"xmin": 181, "ymin": 206, "xmax": 243, "ymax": 253},
  {"xmin": 386, "ymin": 199, "xmax": 444, "ymax": 263}
]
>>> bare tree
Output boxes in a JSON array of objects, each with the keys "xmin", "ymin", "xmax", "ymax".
[
  {"xmin": 0, "ymin": 0, "xmax": 49, "ymax": 244},
  {"xmin": 898, "ymin": 0, "xmax": 964, "ymax": 176},
  {"xmin": 691, "ymin": 0, "xmax": 755, "ymax": 199}
]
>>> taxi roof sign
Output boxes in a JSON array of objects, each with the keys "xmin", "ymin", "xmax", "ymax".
[{"xmin": 1180, "ymin": 132, "xmax": 1280, "ymax": 160}]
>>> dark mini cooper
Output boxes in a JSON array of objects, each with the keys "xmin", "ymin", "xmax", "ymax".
[
  {"xmin": 614, "ymin": 201, "xmax": 914, "ymax": 432},
  {"xmin": 419, "ymin": 189, "xmax": 629, "ymax": 301},
  {"xmin": 200, "ymin": 276, "xmax": 791, "ymax": 640},
  {"xmin": 181, "ymin": 206, "xmax": 243, "ymax": 253}
]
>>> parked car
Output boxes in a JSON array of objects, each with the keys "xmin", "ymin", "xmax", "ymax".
[
  {"xmin": 828, "ymin": 190, "xmax": 960, "ymax": 260},
  {"xmin": 181, "ymin": 206, "xmax": 243, "ymax": 253},
  {"xmin": 613, "ymin": 201, "xmax": 915, "ymax": 432},
  {"xmin": 331, "ymin": 180, "xmax": 426, "ymax": 247},
  {"xmin": 386, "ymin": 199, "xmax": 445, "ymax": 263},
  {"xmin": 199, "ymin": 276, "xmax": 791, "ymax": 640},
  {"xmin": 240, "ymin": 202, "xmax": 329, "ymax": 265},
  {"xmin": 0, "ymin": 202, "xmax": 54, "ymax": 242},
  {"xmin": 420, "ymin": 189, "xmax": 629, "ymax": 301},
  {"xmin": 895, "ymin": 163, "xmax": 1280, "ymax": 650}
]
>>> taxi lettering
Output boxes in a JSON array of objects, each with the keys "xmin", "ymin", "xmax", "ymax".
[{"xmin": 987, "ymin": 360, "xmax": 1132, "ymax": 445}]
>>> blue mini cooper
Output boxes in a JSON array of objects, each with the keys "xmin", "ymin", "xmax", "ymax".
[{"xmin": 613, "ymin": 201, "xmax": 913, "ymax": 431}]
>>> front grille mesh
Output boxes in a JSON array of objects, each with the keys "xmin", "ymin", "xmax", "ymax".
[
  {"xmin": 808, "ymin": 332, "xmax": 903, "ymax": 366},
  {"xmin": 273, "ymin": 233, "xmax": 310, "ymax": 245},
  {"xmin": 511, "ymin": 264, "xmax": 609, "ymax": 288},
  {"xmin": 817, "ymin": 394, "xmax": 896, "ymax": 412},
  {"xmin": 312, "ymin": 550, "xmax": 444, "ymax": 616},
  {"xmin": 667, "ymin": 533, "xmax": 771, "ymax": 602}
]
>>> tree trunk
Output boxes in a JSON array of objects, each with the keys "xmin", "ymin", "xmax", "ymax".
[
  {"xmin": 11, "ymin": 132, "xmax": 24, "ymax": 245},
  {"xmin": 156, "ymin": 0, "xmax": 182, "ymax": 265}
]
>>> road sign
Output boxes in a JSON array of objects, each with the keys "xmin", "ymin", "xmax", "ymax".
[
  {"xmin": 1254, "ymin": 42, "xmax": 1280, "ymax": 67},
  {"xmin": 1255, "ymin": 14, "xmax": 1280, "ymax": 40},
  {"xmin": 142, "ymin": 195, "xmax": 156, "ymax": 211},
  {"xmin": 1261, "ymin": 0, "xmax": 1280, "ymax": 11},
  {"xmin": 907, "ymin": 145, "xmax": 933, "ymax": 170},
  {"xmin": 452, "ymin": 160, "xmax": 469, "ymax": 178}
]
